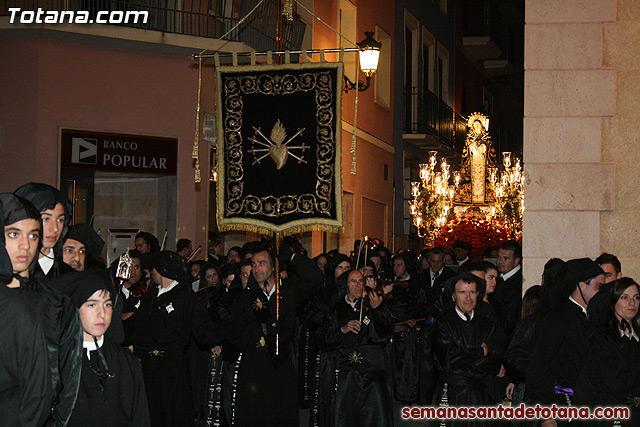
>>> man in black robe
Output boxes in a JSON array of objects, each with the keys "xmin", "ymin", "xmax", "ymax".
[
  {"xmin": 63, "ymin": 269, "xmax": 149, "ymax": 427},
  {"xmin": 221, "ymin": 242, "xmax": 323, "ymax": 427},
  {"xmin": 386, "ymin": 252, "xmax": 421, "ymax": 403},
  {"xmin": 305, "ymin": 253, "xmax": 352, "ymax": 427},
  {"xmin": 62, "ymin": 223, "xmax": 105, "ymax": 272},
  {"xmin": 526, "ymin": 258, "xmax": 605, "ymax": 426},
  {"xmin": 14, "ymin": 183, "xmax": 75, "ymax": 279},
  {"xmin": 0, "ymin": 198, "xmax": 52, "ymax": 427},
  {"xmin": 433, "ymin": 273, "xmax": 501, "ymax": 426},
  {"xmin": 317, "ymin": 268, "xmax": 394, "ymax": 427},
  {"xmin": 415, "ymin": 252, "xmax": 457, "ymax": 405},
  {"xmin": 126, "ymin": 250, "xmax": 220, "ymax": 427},
  {"xmin": 0, "ymin": 192, "xmax": 83, "ymax": 426},
  {"xmin": 493, "ymin": 240, "xmax": 523, "ymax": 341},
  {"xmin": 453, "ymin": 241, "xmax": 472, "ymax": 270}
]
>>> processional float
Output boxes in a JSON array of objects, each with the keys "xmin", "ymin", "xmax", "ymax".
[{"xmin": 409, "ymin": 113, "xmax": 524, "ymax": 256}]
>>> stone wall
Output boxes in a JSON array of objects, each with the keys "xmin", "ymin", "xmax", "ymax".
[
  {"xmin": 522, "ymin": 0, "xmax": 640, "ymax": 287},
  {"xmin": 601, "ymin": 0, "xmax": 640, "ymax": 280}
]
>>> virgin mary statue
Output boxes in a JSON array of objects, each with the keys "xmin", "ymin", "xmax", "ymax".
[{"xmin": 453, "ymin": 113, "xmax": 496, "ymax": 205}]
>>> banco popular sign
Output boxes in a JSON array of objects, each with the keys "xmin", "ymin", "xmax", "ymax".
[{"xmin": 61, "ymin": 129, "xmax": 177, "ymax": 175}]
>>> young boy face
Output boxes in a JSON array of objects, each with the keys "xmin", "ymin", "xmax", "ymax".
[
  {"xmin": 40, "ymin": 203, "xmax": 66, "ymax": 250},
  {"xmin": 4, "ymin": 218, "xmax": 40, "ymax": 277},
  {"xmin": 79, "ymin": 289, "xmax": 113, "ymax": 341}
]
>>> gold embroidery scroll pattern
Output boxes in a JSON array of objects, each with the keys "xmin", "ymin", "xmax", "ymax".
[{"xmin": 222, "ymin": 70, "xmax": 335, "ymax": 217}]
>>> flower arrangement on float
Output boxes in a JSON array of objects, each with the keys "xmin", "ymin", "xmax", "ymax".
[{"xmin": 433, "ymin": 214, "xmax": 512, "ymax": 259}]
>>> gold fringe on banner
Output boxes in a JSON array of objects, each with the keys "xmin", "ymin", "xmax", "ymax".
[{"xmin": 217, "ymin": 223, "xmax": 343, "ymax": 237}]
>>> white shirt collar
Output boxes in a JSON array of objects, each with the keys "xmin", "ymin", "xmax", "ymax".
[
  {"xmin": 431, "ymin": 267, "xmax": 444, "ymax": 276},
  {"xmin": 262, "ymin": 282, "xmax": 276, "ymax": 300},
  {"xmin": 157, "ymin": 280, "xmax": 179, "ymax": 297},
  {"xmin": 569, "ymin": 296, "xmax": 588, "ymax": 317},
  {"xmin": 500, "ymin": 264, "xmax": 521, "ymax": 281},
  {"xmin": 39, "ymin": 256, "xmax": 54, "ymax": 274},
  {"xmin": 621, "ymin": 328, "xmax": 640, "ymax": 342},
  {"xmin": 122, "ymin": 286, "xmax": 131, "ymax": 299},
  {"xmin": 457, "ymin": 257, "xmax": 469, "ymax": 266},
  {"xmin": 430, "ymin": 268, "xmax": 444, "ymax": 286},
  {"xmin": 455, "ymin": 306, "xmax": 474, "ymax": 321},
  {"xmin": 345, "ymin": 294, "xmax": 358, "ymax": 311},
  {"xmin": 83, "ymin": 336, "xmax": 104, "ymax": 359}
]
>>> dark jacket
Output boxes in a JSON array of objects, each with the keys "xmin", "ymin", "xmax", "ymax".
[
  {"xmin": 492, "ymin": 268, "xmax": 523, "ymax": 340},
  {"xmin": 526, "ymin": 300, "xmax": 590, "ymax": 405},
  {"xmin": 574, "ymin": 327, "xmax": 640, "ymax": 426}
]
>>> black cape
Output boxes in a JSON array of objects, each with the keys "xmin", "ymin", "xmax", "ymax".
[
  {"xmin": 526, "ymin": 300, "xmax": 590, "ymax": 405},
  {"xmin": 67, "ymin": 338, "xmax": 150, "ymax": 427},
  {"xmin": 385, "ymin": 276, "xmax": 421, "ymax": 402},
  {"xmin": 221, "ymin": 254, "xmax": 323, "ymax": 427},
  {"xmin": 126, "ymin": 281, "xmax": 219, "ymax": 427},
  {"xmin": 13, "ymin": 276, "xmax": 83, "ymax": 426},
  {"xmin": 433, "ymin": 309, "xmax": 500, "ymax": 426},
  {"xmin": 574, "ymin": 327, "xmax": 640, "ymax": 426},
  {"xmin": 317, "ymin": 296, "xmax": 394, "ymax": 427},
  {"xmin": 0, "ymin": 285, "xmax": 52, "ymax": 427}
]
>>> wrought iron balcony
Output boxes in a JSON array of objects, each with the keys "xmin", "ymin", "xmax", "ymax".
[
  {"xmin": 403, "ymin": 86, "xmax": 465, "ymax": 155},
  {"xmin": 0, "ymin": 0, "xmax": 306, "ymax": 51}
]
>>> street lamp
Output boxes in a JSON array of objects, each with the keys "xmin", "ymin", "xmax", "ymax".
[{"xmin": 344, "ymin": 31, "xmax": 382, "ymax": 93}]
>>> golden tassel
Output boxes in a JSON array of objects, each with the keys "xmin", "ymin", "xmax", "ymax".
[{"xmin": 193, "ymin": 57, "xmax": 203, "ymax": 183}]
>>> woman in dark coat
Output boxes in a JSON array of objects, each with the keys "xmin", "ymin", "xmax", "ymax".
[{"xmin": 575, "ymin": 277, "xmax": 640, "ymax": 426}]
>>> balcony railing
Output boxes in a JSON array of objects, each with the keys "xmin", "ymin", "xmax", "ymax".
[
  {"xmin": 0, "ymin": 0, "xmax": 306, "ymax": 51},
  {"xmin": 404, "ymin": 86, "xmax": 465, "ymax": 154}
]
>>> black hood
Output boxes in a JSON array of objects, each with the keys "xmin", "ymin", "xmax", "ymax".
[
  {"xmin": 0, "ymin": 193, "xmax": 42, "ymax": 280},
  {"xmin": 14, "ymin": 182, "xmax": 72, "ymax": 258}
]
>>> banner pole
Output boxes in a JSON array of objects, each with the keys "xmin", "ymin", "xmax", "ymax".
[{"xmin": 275, "ymin": 233, "xmax": 281, "ymax": 356}]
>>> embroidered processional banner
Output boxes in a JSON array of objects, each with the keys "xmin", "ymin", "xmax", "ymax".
[{"xmin": 215, "ymin": 62, "xmax": 343, "ymax": 235}]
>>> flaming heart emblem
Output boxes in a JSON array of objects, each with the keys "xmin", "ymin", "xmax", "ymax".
[
  {"xmin": 249, "ymin": 119, "xmax": 309, "ymax": 170},
  {"xmin": 268, "ymin": 120, "xmax": 288, "ymax": 170}
]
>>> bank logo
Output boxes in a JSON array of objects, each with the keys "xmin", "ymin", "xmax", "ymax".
[{"xmin": 71, "ymin": 138, "xmax": 98, "ymax": 164}]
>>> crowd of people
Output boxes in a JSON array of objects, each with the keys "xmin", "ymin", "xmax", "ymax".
[{"xmin": 1, "ymin": 182, "xmax": 639, "ymax": 427}]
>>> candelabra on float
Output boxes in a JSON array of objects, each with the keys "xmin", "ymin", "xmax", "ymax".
[
  {"xmin": 490, "ymin": 152, "xmax": 524, "ymax": 240},
  {"xmin": 409, "ymin": 151, "xmax": 460, "ymax": 244}
]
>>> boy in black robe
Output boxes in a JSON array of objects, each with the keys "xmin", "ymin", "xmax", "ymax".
[
  {"xmin": 63, "ymin": 269, "xmax": 149, "ymax": 426},
  {"xmin": 14, "ymin": 183, "xmax": 75, "ymax": 279},
  {"xmin": 0, "ymin": 198, "xmax": 52, "ymax": 427},
  {"xmin": 0, "ymin": 192, "xmax": 83, "ymax": 426}
]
